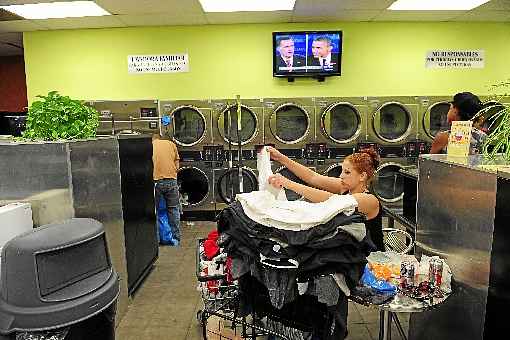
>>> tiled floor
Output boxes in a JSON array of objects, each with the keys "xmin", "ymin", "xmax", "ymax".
[{"xmin": 116, "ymin": 220, "xmax": 409, "ymax": 340}]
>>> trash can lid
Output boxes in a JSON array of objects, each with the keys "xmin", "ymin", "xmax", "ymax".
[{"xmin": 0, "ymin": 218, "xmax": 119, "ymax": 334}]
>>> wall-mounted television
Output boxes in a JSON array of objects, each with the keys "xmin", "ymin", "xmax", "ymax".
[{"xmin": 273, "ymin": 30, "xmax": 342, "ymax": 79}]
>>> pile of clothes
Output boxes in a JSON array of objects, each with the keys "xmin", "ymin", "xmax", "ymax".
[{"xmin": 216, "ymin": 193, "xmax": 375, "ymax": 340}]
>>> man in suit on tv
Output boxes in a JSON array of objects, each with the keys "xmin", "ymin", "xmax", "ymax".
[
  {"xmin": 307, "ymin": 36, "xmax": 338, "ymax": 71},
  {"xmin": 276, "ymin": 36, "xmax": 306, "ymax": 72}
]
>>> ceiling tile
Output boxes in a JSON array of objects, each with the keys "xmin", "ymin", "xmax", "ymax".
[
  {"xmin": 295, "ymin": 0, "xmax": 394, "ymax": 12},
  {"xmin": 373, "ymin": 10, "xmax": 465, "ymax": 21},
  {"xmin": 475, "ymin": 0, "xmax": 510, "ymax": 10},
  {"xmin": 96, "ymin": 0, "xmax": 204, "ymax": 15},
  {"xmin": 293, "ymin": 10, "xmax": 382, "ymax": 22},
  {"xmin": 453, "ymin": 10, "xmax": 510, "ymax": 22},
  {"xmin": 33, "ymin": 15, "xmax": 127, "ymax": 30},
  {"xmin": 117, "ymin": 13, "xmax": 207, "ymax": 26},
  {"xmin": 0, "ymin": 19, "xmax": 46, "ymax": 32},
  {"xmin": 206, "ymin": 11, "xmax": 292, "ymax": 25}
]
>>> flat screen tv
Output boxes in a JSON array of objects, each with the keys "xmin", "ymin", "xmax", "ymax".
[{"xmin": 273, "ymin": 30, "xmax": 342, "ymax": 78}]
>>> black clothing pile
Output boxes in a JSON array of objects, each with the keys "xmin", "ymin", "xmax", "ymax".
[{"xmin": 216, "ymin": 201, "xmax": 376, "ymax": 339}]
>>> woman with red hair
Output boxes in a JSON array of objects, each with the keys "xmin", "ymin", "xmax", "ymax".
[{"xmin": 267, "ymin": 147, "xmax": 383, "ymax": 251}]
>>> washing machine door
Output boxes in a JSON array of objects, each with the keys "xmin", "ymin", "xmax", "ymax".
[
  {"xmin": 372, "ymin": 102, "xmax": 412, "ymax": 143},
  {"xmin": 217, "ymin": 167, "xmax": 258, "ymax": 204},
  {"xmin": 275, "ymin": 166, "xmax": 309, "ymax": 201},
  {"xmin": 171, "ymin": 106, "xmax": 207, "ymax": 146},
  {"xmin": 177, "ymin": 167, "xmax": 209, "ymax": 206},
  {"xmin": 481, "ymin": 101, "xmax": 506, "ymax": 135},
  {"xmin": 322, "ymin": 103, "xmax": 362, "ymax": 144},
  {"xmin": 324, "ymin": 163, "xmax": 343, "ymax": 178},
  {"xmin": 373, "ymin": 163, "xmax": 404, "ymax": 203},
  {"xmin": 270, "ymin": 103, "xmax": 310, "ymax": 144},
  {"xmin": 218, "ymin": 105, "xmax": 258, "ymax": 145},
  {"xmin": 423, "ymin": 101, "xmax": 450, "ymax": 139}
]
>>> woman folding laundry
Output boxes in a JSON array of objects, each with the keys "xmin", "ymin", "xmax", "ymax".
[{"xmin": 267, "ymin": 147, "xmax": 384, "ymax": 251}]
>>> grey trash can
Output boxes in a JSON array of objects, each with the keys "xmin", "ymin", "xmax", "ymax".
[{"xmin": 0, "ymin": 218, "xmax": 120, "ymax": 340}]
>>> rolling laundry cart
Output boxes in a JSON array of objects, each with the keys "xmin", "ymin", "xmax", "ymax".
[{"xmin": 196, "ymin": 238, "xmax": 314, "ymax": 340}]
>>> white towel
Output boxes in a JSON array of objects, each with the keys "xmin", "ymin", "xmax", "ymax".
[
  {"xmin": 236, "ymin": 191, "xmax": 358, "ymax": 231},
  {"xmin": 256, "ymin": 146, "xmax": 287, "ymax": 201}
]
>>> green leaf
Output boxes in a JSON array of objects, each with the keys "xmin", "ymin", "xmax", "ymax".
[{"xmin": 22, "ymin": 91, "xmax": 99, "ymax": 141}]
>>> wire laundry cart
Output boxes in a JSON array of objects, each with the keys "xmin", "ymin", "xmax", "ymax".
[{"xmin": 196, "ymin": 238, "xmax": 310, "ymax": 340}]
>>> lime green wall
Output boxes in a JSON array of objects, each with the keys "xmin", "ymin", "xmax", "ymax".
[{"xmin": 24, "ymin": 22, "xmax": 510, "ymax": 103}]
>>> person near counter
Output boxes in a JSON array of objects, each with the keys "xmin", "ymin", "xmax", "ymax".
[
  {"xmin": 430, "ymin": 92, "xmax": 487, "ymax": 154},
  {"xmin": 266, "ymin": 147, "xmax": 384, "ymax": 251},
  {"xmin": 152, "ymin": 133, "xmax": 181, "ymax": 245}
]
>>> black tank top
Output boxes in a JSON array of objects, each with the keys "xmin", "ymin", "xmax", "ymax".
[
  {"xmin": 348, "ymin": 190, "xmax": 384, "ymax": 252},
  {"xmin": 364, "ymin": 201, "xmax": 384, "ymax": 251}
]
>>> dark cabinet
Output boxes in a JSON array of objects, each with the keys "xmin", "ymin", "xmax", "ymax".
[{"xmin": 118, "ymin": 135, "xmax": 158, "ymax": 295}]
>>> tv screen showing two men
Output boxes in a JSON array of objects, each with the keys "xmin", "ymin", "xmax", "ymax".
[{"xmin": 274, "ymin": 32, "xmax": 342, "ymax": 76}]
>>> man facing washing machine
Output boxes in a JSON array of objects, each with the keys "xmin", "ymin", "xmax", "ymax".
[{"xmin": 153, "ymin": 133, "xmax": 181, "ymax": 245}]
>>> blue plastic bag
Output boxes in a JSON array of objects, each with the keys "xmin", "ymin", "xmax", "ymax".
[
  {"xmin": 361, "ymin": 265, "xmax": 397, "ymax": 293},
  {"xmin": 157, "ymin": 195, "xmax": 177, "ymax": 245}
]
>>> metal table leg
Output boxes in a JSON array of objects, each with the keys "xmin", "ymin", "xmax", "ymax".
[
  {"xmin": 379, "ymin": 310, "xmax": 392, "ymax": 340},
  {"xmin": 392, "ymin": 313, "xmax": 408, "ymax": 340}
]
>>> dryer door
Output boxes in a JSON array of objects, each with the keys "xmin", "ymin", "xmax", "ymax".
[
  {"xmin": 423, "ymin": 101, "xmax": 450, "ymax": 139},
  {"xmin": 177, "ymin": 167, "xmax": 209, "ymax": 206},
  {"xmin": 324, "ymin": 163, "xmax": 343, "ymax": 178},
  {"xmin": 373, "ymin": 102, "xmax": 412, "ymax": 143},
  {"xmin": 275, "ymin": 166, "xmax": 308, "ymax": 201},
  {"xmin": 217, "ymin": 167, "xmax": 258, "ymax": 204},
  {"xmin": 172, "ymin": 106, "xmax": 207, "ymax": 146},
  {"xmin": 270, "ymin": 104, "xmax": 310, "ymax": 144},
  {"xmin": 373, "ymin": 163, "xmax": 404, "ymax": 203},
  {"xmin": 322, "ymin": 103, "xmax": 362, "ymax": 144},
  {"xmin": 218, "ymin": 105, "xmax": 258, "ymax": 145}
]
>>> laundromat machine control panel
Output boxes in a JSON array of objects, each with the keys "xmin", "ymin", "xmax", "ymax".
[{"xmin": 303, "ymin": 143, "xmax": 330, "ymax": 165}]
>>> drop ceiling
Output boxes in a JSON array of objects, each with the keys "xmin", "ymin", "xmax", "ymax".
[{"xmin": 0, "ymin": 0, "xmax": 509, "ymax": 56}]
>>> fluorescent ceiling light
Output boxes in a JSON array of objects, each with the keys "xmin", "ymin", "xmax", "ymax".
[
  {"xmin": 388, "ymin": 0, "xmax": 490, "ymax": 10},
  {"xmin": 199, "ymin": 0, "xmax": 296, "ymax": 12},
  {"xmin": 0, "ymin": 1, "xmax": 111, "ymax": 19}
]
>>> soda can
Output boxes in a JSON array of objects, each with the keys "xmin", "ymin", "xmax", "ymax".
[
  {"xmin": 400, "ymin": 261, "xmax": 415, "ymax": 288},
  {"xmin": 429, "ymin": 258, "xmax": 443, "ymax": 288}
]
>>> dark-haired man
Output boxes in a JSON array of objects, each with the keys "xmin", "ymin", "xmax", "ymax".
[
  {"xmin": 307, "ymin": 36, "xmax": 338, "ymax": 70},
  {"xmin": 276, "ymin": 36, "xmax": 306, "ymax": 71}
]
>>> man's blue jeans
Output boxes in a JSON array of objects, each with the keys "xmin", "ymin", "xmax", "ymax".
[{"xmin": 155, "ymin": 178, "xmax": 181, "ymax": 243}]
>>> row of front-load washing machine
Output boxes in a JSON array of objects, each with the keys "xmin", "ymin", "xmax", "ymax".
[{"xmin": 89, "ymin": 96, "xmax": 508, "ymax": 216}]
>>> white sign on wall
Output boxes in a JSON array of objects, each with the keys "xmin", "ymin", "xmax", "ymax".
[
  {"xmin": 425, "ymin": 50, "xmax": 484, "ymax": 69},
  {"xmin": 127, "ymin": 54, "xmax": 189, "ymax": 74}
]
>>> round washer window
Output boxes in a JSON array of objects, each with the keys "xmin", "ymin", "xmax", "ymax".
[
  {"xmin": 177, "ymin": 167, "xmax": 209, "ymax": 206},
  {"xmin": 276, "ymin": 167, "xmax": 306, "ymax": 201},
  {"xmin": 217, "ymin": 168, "xmax": 258, "ymax": 203},
  {"xmin": 272, "ymin": 104, "xmax": 309, "ymax": 143},
  {"xmin": 219, "ymin": 106, "xmax": 257, "ymax": 145},
  {"xmin": 374, "ymin": 103, "xmax": 411, "ymax": 142},
  {"xmin": 172, "ymin": 106, "xmax": 206, "ymax": 146},
  {"xmin": 323, "ymin": 104, "xmax": 361, "ymax": 143},
  {"xmin": 426, "ymin": 102, "xmax": 450, "ymax": 138},
  {"xmin": 325, "ymin": 164, "xmax": 342, "ymax": 178},
  {"xmin": 373, "ymin": 164, "xmax": 404, "ymax": 203}
]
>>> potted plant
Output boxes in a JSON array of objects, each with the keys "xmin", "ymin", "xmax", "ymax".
[
  {"xmin": 22, "ymin": 91, "xmax": 99, "ymax": 140},
  {"xmin": 477, "ymin": 80, "xmax": 510, "ymax": 160}
]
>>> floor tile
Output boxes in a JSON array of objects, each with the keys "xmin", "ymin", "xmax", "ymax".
[{"xmin": 116, "ymin": 219, "xmax": 383, "ymax": 340}]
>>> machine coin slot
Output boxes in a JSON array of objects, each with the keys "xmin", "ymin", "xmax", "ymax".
[{"xmin": 148, "ymin": 121, "xmax": 157, "ymax": 129}]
